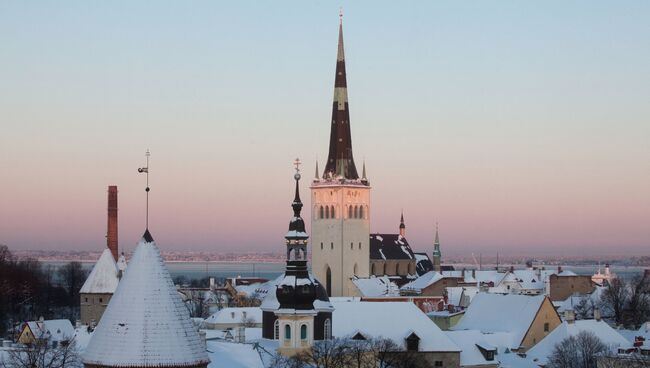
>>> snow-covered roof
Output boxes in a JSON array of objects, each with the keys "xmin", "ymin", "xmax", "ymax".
[
  {"xmin": 80, "ymin": 249, "xmax": 120, "ymax": 294},
  {"xmin": 25, "ymin": 319, "xmax": 74, "ymax": 342},
  {"xmin": 526, "ymin": 320, "xmax": 630, "ymax": 366},
  {"xmin": 452, "ymin": 293, "xmax": 550, "ymax": 349},
  {"xmin": 205, "ymin": 307, "xmax": 262, "ymax": 325},
  {"xmin": 414, "ymin": 252, "xmax": 433, "ymax": 276},
  {"xmin": 352, "ymin": 276, "xmax": 400, "ymax": 297},
  {"xmin": 331, "ymin": 300, "xmax": 460, "ymax": 352},
  {"xmin": 116, "ymin": 253, "xmax": 127, "ymax": 272},
  {"xmin": 400, "ymin": 271, "xmax": 443, "ymax": 293},
  {"xmin": 369, "ymin": 234, "xmax": 415, "ymax": 260},
  {"xmin": 260, "ymin": 273, "xmax": 333, "ymax": 312},
  {"xmin": 445, "ymin": 330, "xmax": 495, "ymax": 367},
  {"xmin": 82, "ymin": 231, "xmax": 210, "ymax": 367},
  {"xmin": 206, "ymin": 341, "xmax": 263, "ymax": 368}
]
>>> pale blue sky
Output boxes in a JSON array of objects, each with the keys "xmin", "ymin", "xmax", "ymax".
[{"xmin": 1, "ymin": 1, "xmax": 649, "ymax": 255}]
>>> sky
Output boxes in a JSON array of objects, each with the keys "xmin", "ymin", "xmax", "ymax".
[{"xmin": 1, "ymin": 1, "xmax": 649, "ymax": 256}]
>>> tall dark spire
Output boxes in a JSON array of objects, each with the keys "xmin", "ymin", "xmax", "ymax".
[{"xmin": 323, "ymin": 13, "xmax": 359, "ymax": 180}]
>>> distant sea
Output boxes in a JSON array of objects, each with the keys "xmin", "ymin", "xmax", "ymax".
[{"xmin": 43, "ymin": 261, "xmax": 646, "ymax": 282}]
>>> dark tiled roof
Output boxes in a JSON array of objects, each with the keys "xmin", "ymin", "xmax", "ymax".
[
  {"xmin": 414, "ymin": 252, "xmax": 433, "ymax": 276},
  {"xmin": 369, "ymin": 234, "xmax": 415, "ymax": 260}
]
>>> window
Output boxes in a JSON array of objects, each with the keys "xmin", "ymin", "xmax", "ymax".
[
  {"xmin": 348, "ymin": 206, "xmax": 353, "ymax": 219},
  {"xmin": 85, "ymin": 297, "xmax": 88, "ymax": 302},
  {"xmin": 325, "ymin": 206, "xmax": 330, "ymax": 219},
  {"xmin": 324, "ymin": 319, "xmax": 331, "ymax": 339},
  {"xmin": 330, "ymin": 242, "xmax": 333, "ymax": 250},
  {"xmin": 321, "ymin": 242, "xmax": 323, "ymax": 250},
  {"xmin": 354, "ymin": 206, "xmax": 359, "ymax": 218},
  {"xmin": 330, "ymin": 206, "xmax": 335, "ymax": 219},
  {"xmin": 359, "ymin": 206, "xmax": 364, "ymax": 219},
  {"xmin": 274, "ymin": 320, "xmax": 280, "ymax": 340},
  {"xmin": 544, "ymin": 323, "xmax": 549, "ymax": 332},
  {"xmin": 99, "ymin": 298, "xmax": 103, "ymax": 303},
  {"xmin": 359, "ymin": 242, "xmax": 361, "ymax": 249},
  {"xmin": 284, "ymin": 325, "xmax": 291, "ymax": 340},
  {"xmin": 435, "ymin": 361, "xmax": 443, "ymax": 367},
  {"xmin": 351, "ymin": 242, "xmax": 353, "ymax": 250},
  {"xmin": 300, "ymin": 324, "xmax": 308, "ymax": 340},
  {"xmin": 319, "ymin": 206, "xmax": 324, "ymax": 219}
]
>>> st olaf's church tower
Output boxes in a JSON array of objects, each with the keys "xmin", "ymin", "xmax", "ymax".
[{"xmin": 311, "ymin": 14, "xmax": 370, "ymax": 297}]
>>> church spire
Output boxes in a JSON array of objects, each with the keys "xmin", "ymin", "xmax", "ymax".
[
  {"xmin": 399, "ymin": 211, "xmax": 406, "ymax": 237},
  {"xmin": 323, "ymin": 12, "xmax": 359, "ymax": 180}
]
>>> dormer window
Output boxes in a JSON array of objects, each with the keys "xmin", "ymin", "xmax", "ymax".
[
  {"xmin": 406, "ymin": 332, "xmax": 420, "ymax": 351},
  {"xmin": 476, "ymin": 343, "xmax": 496, "ymax": 361}
]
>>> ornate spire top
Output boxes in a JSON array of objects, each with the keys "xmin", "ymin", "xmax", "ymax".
[
  {"xmin": 323, "ymin": 12, "xmax": 359, "ymax": 180},
  {"xmin": 434, "ymin": 222, "xmax": 440, "ymax": 245},
  {"xmin": 287, "ymin": 158, "xmax": 307, "ymax": 240},
  {"xmin": 400, "ymin": 211, "xmax": 405, "ymax": 229}
]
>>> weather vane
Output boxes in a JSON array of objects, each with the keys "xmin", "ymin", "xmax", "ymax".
[
  {"xmin": 293, "ymin": 157, "xmax": 302, "ymax": 180},
  {"xmin": 137, "ymin": 149, "xmax": 151, "ymax": 228}
]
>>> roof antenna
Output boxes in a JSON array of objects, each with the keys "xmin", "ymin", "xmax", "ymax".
[{"xmin": 137, "ymin": 149, "xmax": 151, "ymax": 229}]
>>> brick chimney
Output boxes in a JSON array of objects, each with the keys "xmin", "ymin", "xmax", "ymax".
[{"xmin": 107, "ymin": 186, "xmax": 118, "ymax": 261}]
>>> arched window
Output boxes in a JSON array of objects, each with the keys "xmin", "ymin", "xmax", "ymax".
[
  {"xmin": 359, "ymin": 206, "xmax": 364, "ymax": 219},
  {"xmin": 330, "ymin": 242, "xmax": 333, "ymax": 250},
  {"xmin": 325, "ymin": 206, "xmax": 330, "ymax": 219},
  {"xmin": 359, "ymin": 242, "xmax": 361, "ymax": 250},
  {"xmin": 300, "ymin": 324, "xmax": 308, "ymax": 340},
  {"xmin": 350, "ymin": 242, "xmax": 353, "ymax": 250},
  {"xmin": 284, "ymin": 324, "xmax": 291, "ymax": 340},
  {"xmin": 274, "ymin": 320, "xmax": 280, "ymax": 340},
  {"xmin": 348, "ymin": 206, "xmax": 353, "ymax": 219},
  {"xmin": 330, "ymin": 205, "xmax": 335, "ymax": 219},
  {"xmin": 320, "ymin": 242, "xmax": 323, "ymax": 250},
  {"xmin": 324, "ymin": 319, "xmax": 332, "ymax": 339},
  {"xmin": 354, "ymin": 206, "xmax": 359, "ymax": 219},
  {"xmin": 353, "ymin": 263, "xmax": 358, "ymax": 276},
  {"xmin": 326, "ymin": 266, "xmax": 332, "ymax": 296},
  {"xmin": 319, "ymin": 206, "xmax": 324, "ymax": 219}
]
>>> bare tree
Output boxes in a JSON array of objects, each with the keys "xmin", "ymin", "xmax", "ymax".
[
  {"xmin": 626, "ymin": 274, "xmax": 650, "ymax": 328},
  {"xmin": 1, "ymin": 338, "xmax": 80, "ymax": 368},
  {"xmin": 574, "ymin": 297, "xmax": 595, "ymax": 320},
  {"xmin": 547, "ymin": 331, "xmax": 608, "ymax": 368},
  {"xmin": 601, "ymin": 278, "xmax": 628, "ymax": 326}
]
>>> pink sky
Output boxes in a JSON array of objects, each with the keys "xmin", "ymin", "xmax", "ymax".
[{"xmin": 1, "ymin": 2, "xmax": 649, "ymax": 256}]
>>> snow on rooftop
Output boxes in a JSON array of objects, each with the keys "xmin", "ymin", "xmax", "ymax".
[
  {"xmin": 352, "ymin": 276, "xmax": 400, "ymax": 297},
  {"xmin": 400, "ymin": 271, "xmax": 443, "ymax": 292},
  {"xmin": 206, "ymin": 341, "xmax": 263, "ymax": 368},
  {"xmin": 25, "ymin": 319, "xmax": 75, "ymax": 342},
  {"xmin": 82, "ymin": 233, "xmax": 210, "ymax": 367},
  {"xmin": 80, "ymin": 249, "xmax": 119, "ymax": 294},
  {"xmin": 445, "ymin": 330, "xmax": 495, "ymax": 367},
  {"xmin": 526, "ymin": 320, "xmax": 629, "ymax": 366},
  {"xmin": 452, "ymin": 293, "xmax": 549, "ymax": 349},
  {"xmin": 331, "ymin": 300, "xmax": 460, "ymax": 352},
  {"xmin": 205, "ymin": 307, "xmax": 262, "ymax": 325}
]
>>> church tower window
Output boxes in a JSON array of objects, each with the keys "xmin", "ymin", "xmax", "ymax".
[
  {"xmin": 300, "ymin": 324, "xmax": 308, "ymax": 340},
  {"xmin": 319, "ymin": 206, "xmax": 324, "ymax": 219},
  {"xmin": 325, "ymin": 206, "xmax": 330, "ymax": 219},
  {"xmin": 324, "ymin": 319, "xmax": 332, "ymax": 339},
  {"xmin": 284, "ymin": 325, "xmax": 291, "ymax": 340},
  {"xmin": 274, "ymin": 320, "xmax": 280, "ymax": 340}
]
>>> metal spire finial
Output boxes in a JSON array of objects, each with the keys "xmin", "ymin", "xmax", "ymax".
[
  {"xmin": 137, "ymin": 149, "xmax": 151, "ymax": 229},
  {"xmin": 339, "ymin": 7, "xmax": 343, "ymax": 24}
]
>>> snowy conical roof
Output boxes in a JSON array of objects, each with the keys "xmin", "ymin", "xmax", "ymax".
[
  {"xmin": 82, "ymin": 230, "xmax": 210, "ymax": 367},
  {"xmin": 80, "ymin": 249, "xmax": 119, "ymax": 294}
]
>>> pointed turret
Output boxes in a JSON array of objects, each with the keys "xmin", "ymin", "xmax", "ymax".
[
  {"xmin": 82, "ymin": 230, "xmax": 210, "ymax": 367},
  {"xmin": 432, "ymin": 223, "xmax": 441, "ymax": 272},
  {"xmin": 323, "ymin": 13, "xmax": 359, "ymax": 180},
  {"xmin": 315, "ymin": 160, "xmax": 320, "ymax": 180},
  {"xmin": 399, "ymin": 211, "xmax": 406, "ymax": 237}
]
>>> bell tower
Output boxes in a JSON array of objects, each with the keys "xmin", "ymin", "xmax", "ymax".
[{"xmin": 311, "ymin": 13, "xmax": 370, "ymax": 297}]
